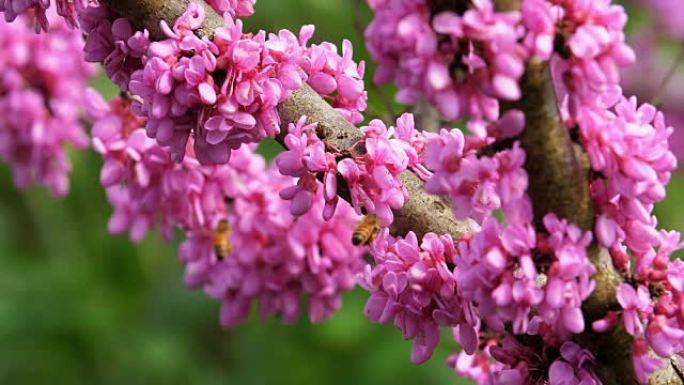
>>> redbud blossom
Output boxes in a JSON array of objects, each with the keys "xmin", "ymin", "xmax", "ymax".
[{"xmin": 0, "ymin": 11, "xmax": 95, "ymax": 196}]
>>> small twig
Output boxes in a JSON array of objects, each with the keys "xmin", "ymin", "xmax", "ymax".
[{"xmin": 651, "ymin": 43, "xmax": 684, "ymax": 106}]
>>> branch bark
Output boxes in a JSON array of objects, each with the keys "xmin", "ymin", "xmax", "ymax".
[
  {"xmin": 102, "ymin": 0, "xmax": 682, "ymax": 383},
  {"xmin": 510, "ymin": 30, "xmax": 681, "ymax": 385},
  {"xmin": 102, "ymin": 0, "xmax": 472, "ymax": 242},
  {"xmin": 277, "ymin": 84, "xmax": 469, "ymax": 239}
]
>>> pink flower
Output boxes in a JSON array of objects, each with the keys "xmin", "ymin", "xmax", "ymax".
[
  {"xmin": 202, "ymin": 171, "xmax": 364, "ymax": 327},
  {"xmin": 276, "ymin": 116, "xmax": 339, "ymax": 219},
  {"xmin": 521, "ymin": 0, "xmax": 560, "ymax": 60},
  {"xmin": 0, "ymin": 0, "xmax": 50, "ymax": 31},
  {"xmin": 646, "ymin": 315, "xmax": 684, "ymax": 358},
  {"xmin": 359, "ymin": 230, "xmax": 473, "ymax": 364},
  {"xmin": 616, "ymin": 283, "xmax": 652, "ymax": 336},
  {"xmin": 548, "ymin": 342, "xmax": 601, "ymax": 385},
  {"xmin": 205, "ymin": 0, "xmax": 256, "ymax": 17},
  {"xmin": 550, "ymin": 1, "xmax": 635, "ymax": 120},
  {"xmin": 633, "ymin": 338, "xmax": 665, "ymax": 384},
  {"xmin": 127, "ymin": 4, "xmax": 365, "ymax": 164},
  {"xmin": 425, "ymin": 128, "xmax": 529, "ymax": 224},
  {"xmin": 0, "ymin": 0, "xmax": 91, "ymax": 31},
  {"xmin": 0, "ymin": 11, "xmax": 94, "ymax": 195},
  {"xmin": 366, "ymin": 0, "xmax": 526, "ymax": 123},
  {"xmin": 81, "ymin": 5, "xmax": 150, "ymax": 91}
]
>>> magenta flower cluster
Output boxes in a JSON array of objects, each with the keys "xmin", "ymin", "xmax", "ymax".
[
  {"xmin": 80, "ymin": 3, "xmax": 366, "ymax": 164},
  {"xmin": 364, "ymin": 0, "xmax": 682, "ymax": 383},
  {"xmin": 424, "ymin": 128, "xmax": 529, "ymax": 223},
  {"xmin": 80, "ymin": 5, "xmax": 150, "ymax": 92},
  {"xmin": 205, "ymin": 0, "xmax": 255, "ymax": 18},
  {"xmin": 86, "ymin": 89, "xmax": 365, "ymax": 327},
  {"xmin": 550, "ymin": 6, "xmax": 684, "ymax": 378},
  {"xmin": 365, "ymin": 0, "xmax": 526, "ymax": 123},
  {"xmin": 453, "ymin": 335, "xmax": 601, "ymax": 385},
  {"xmin": 1, "ymin": 0, "xmax": 253, "ymax": 31},
  {"xmin": 0, "ymin": 0, "xmax": 89, "ymax": 31},
  {"xmin": 550, "ymin": 0, "xmax": 636, "ymax": 124},
  {"xmin": 3, "ymin": 0, "xmax": 684, "ymax": 384},
  {"xmin": 277, "ymin": 113, "xmax": 425, "ymax": 226},
  {"xmin": 0, "ymin": 11, "xmax": 94, "ymax": 196},
  {"xmin": 200, "ymin": 176, "xmax": 364, "ymax": 327},
  {"xmin": 359, "ymin": 229, "xmax": 473, "ymax": 364},
  {"xmin": 456, "ymin": 214, "xmax": 595, "ymax": 342}
]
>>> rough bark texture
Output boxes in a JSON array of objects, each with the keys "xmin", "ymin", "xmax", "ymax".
[
  {"xmin": 101, "ymin": 0, "xmax": 472, "ymax": 241},
  {"xmin": 278, "ymin": 85, "xmax": 472, "ymax": 239},
  {"xmin": 510, "ymin": 38, "xmax": 682, "ymax": 385},
  {"xmin": 102, "ymin": 0, "xmax": 683, "ymax": 383},
  {"xmin": 103, "ymin": 0, "xmax": 223, "ymax": 39},
  {"xmin": 517, "ymin": 59, "xmax": 594, "ymax": 231}
]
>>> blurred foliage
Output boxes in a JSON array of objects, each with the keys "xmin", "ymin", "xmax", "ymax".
[{"xmin": 0, "ymin": 1, "xmax": 683, "ymax": 384}]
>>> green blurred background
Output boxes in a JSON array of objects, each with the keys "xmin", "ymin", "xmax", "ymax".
[{"xmin": 0, "ymin": 1, "xmax": 682, "ymax": 384}]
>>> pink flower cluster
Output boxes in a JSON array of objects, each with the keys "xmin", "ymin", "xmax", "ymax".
[
  {"xmin": 201, "ymin": 177, "xmax": 364, "ymax": 327},
  {"xmin": 277, "ymin": 113, "xmax": 424, "ymax": 227},
  {"xmin": 551, "ymin": 14, "xmax": 684, "ymax": 383},
  {"xmin": 0, "ymin": 12, "xmax": 94, "ymax": 196},
  {"xmin": 424, "ymin": 128, "xmax": 529, "ymax": 224},
  {"xmin": 500, "ymin": 338, "xmax": 600, "ymax": 385},
  {"xmin": 521, "ymin": 0, "xmax": 560, "ymax": 60},
  {"xmin": 621, "ymin": 33, "xmax": 684, "ymax": 168},
  {"xmin": 582, "ymin": 97, "xmax": 677, "ymax": 254},
  {"xmin": 205, "ymin": 0, "xmax": 255, "ymax": 18},
  {"xmin": 125, "ymin": 4, "xmax": 365, "ymax": 164},
  {"xmin": 86, "ymin": 90, "xmax": 176, "ymax": 241},
  {"xmin": 80, "ymin": 5, "xmax": 150, "ymax": 91},
  {"xmin": 421, "ymin": 114, "xmax": 603, "ymax": 382},
  {"xmin": 2, "ymin": 0, "xmax": 682, "ymax": 383},
  {"xmin": 86, "ymin": 90, "xmax": 364, "ymax": 327},
  {"xmin": 592, "ymin": 231, "xmax": 684, "ymax": 381},
  {"xmin": 359, "ymin": 229, "xmax": 475, "ymax": 364},
  {"xmin": 564, "ymin": 93, "xmax": 683, "ymax": 383},
  {"xmin": 1, "ymin": 0, "xmax": 254, "ymax": 32},
  {"xmin": 305, "ymin": 39, "xmax": 367, "ymax": 125},
  {"xmin": 455, "ymin": 213, "xmax": 594, "ymax": 342},
  {"xmin": 451, "ymin": 332, "xmax": 601, "ymax": 385},
  {"xmin": 0, "ymin": 0, "xmax": 89, "ymax": 31},
  {"xmin": 550, "ymin": 0, "xmax": 635, "ymax": 123},
  {"xmin": 365, "ymin": 0, "xmax": 526, "ymax": 122}
]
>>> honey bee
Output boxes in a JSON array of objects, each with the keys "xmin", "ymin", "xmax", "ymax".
[
  {"xmin": 213, "ymin": 218, "xmax": 233, "ymax": 261},
  {"xmin": 352, "ymin": 214, "xmax": 380, "ymax": 246}
]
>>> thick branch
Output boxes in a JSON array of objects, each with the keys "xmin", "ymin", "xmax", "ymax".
[
  {"xmin": 103, "ymin": 0, "xmax": 223, "ymax": 39},
  {"xmin": 514, "ymin": 52, "xmax": 680, "ymax": 385},
  {"xmin": 517, "ymin": 60, "xmax": 593, "ymax": 231},
  {"xmin": 102, "ymin": 0, "xmax": 472, "ymax": 241},
  {"xmin": 278, "ymin": 85, "xmax": 472, "ymax": 239},
  {"xmin": 515, "ymin": 59, "xmax": 625, "ymax": 323},
  {"xmin": 101, "ymin": 0, "xmax": 681, "ymax": 383}
]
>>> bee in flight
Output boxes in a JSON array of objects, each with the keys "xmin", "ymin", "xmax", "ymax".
[
  {"xmin": 352, "ymin": 214, "xmax": 380, "ymax": 246},
  {"xmin": 213, "ymin": 218, "xmax": 233, "ymax": 261}
]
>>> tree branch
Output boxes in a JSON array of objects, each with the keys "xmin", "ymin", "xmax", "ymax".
[
  {"xmin": 101, "ymin": 0, "xmax": 681, "ymax": 383},
  {"xmin": 510, "ymin": 35, "xmax": 681, "ymax": 385},
  {"xmin": 102, "ymin": 0, "xmax": 472, "ymax": 241},
  {"xmin": 277, "ymin": 84, "xmax": 470, "ymax": 239}
]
